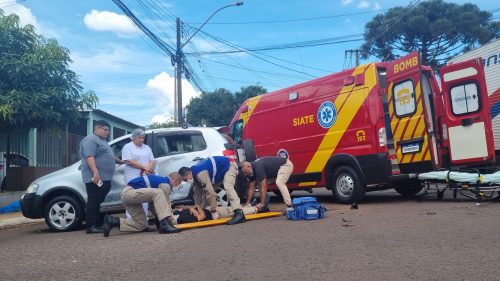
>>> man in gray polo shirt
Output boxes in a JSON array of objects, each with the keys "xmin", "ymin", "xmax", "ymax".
[{"xmin": 80, "ymin": 120, "xmax": 119, "ymax": 234}]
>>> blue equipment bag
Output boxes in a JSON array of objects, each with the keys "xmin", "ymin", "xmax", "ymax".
[{"xmin": 286, "ymin": 197, "xmax": 326, "ymax": 220}]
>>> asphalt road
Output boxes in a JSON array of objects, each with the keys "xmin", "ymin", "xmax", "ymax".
[{"xmin": 2, "ymin": 188, "xmax": 500, "ymax": 281}]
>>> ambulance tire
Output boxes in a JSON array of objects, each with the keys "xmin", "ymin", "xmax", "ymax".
[
  {"xmin": 332, "ymin": 166, "xmax": 365, "ymax": 204},
  {"xmin": 394, "ymin": 179, "xmax": 423, "ymax": 196},
  {"xmin": 242, "ymin": 139, "xmax": 257, "ymax": 162}
]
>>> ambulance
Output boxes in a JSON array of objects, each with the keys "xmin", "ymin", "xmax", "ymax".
[{"xmin": 227, "ymin": 52, "xmax": 495, "ymax": 203}]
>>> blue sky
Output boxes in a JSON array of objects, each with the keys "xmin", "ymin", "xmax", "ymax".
[{"xmin": 2, "ymin": 0, "xmax": 498, "ymax": 126}]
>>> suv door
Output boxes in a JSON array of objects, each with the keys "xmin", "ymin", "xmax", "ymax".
[
  {"xmin": 101, "ymin": 137, "xmax": 129, "ymax": 210},
  {"xmin": 151, "ymin": 130, "xmax": 209, "ymax": 202}
]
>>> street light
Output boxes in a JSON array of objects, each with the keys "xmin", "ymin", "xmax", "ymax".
[{"xmin": 174, "ymin": 1, "xmax": 243, "ymax": 125}]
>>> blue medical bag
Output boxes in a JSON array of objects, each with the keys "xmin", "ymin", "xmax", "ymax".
[{"xmin": 286, "ymin": 197, "xmax": 326, "ymax": 220}]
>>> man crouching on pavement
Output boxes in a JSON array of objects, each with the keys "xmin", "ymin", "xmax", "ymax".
[
  {"xmin": 178, "ymin": 156, "xmax": 246, "ymax": 225},
  {"xmin": 102, "ymin": 172, "xmax": 183, "ymax": 237}
]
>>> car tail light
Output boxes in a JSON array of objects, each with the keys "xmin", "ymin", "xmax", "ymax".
[
  {"xmin": 223, "ymin": 149, "xmax": 237, "ymax": 162},
  {"xmin": 379, "ymin": 127, "xmax": 387, "ymax": 147}
]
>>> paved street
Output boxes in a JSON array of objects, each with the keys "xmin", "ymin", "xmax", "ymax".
[{"xmin": 2, "ymin": 188, "xmax": 500, "ymax": 281}]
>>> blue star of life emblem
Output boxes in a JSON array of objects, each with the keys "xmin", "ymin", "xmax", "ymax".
[{"xmin": 317, "ymin": 101, "xmax": 337, "ymax": 128}]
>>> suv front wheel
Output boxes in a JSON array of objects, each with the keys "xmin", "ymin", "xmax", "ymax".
[{"xmin": 44, "ymin": 195, "xmax": 84, "ymax": 232}]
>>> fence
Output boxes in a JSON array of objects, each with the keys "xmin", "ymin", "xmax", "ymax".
[
  {"xmin": 0, "ymin": 130, "xmax": 86, "ymax": 191},
  {"xmin": 36, "ymin": 130, "xmax": 85, "ymax": 167}
]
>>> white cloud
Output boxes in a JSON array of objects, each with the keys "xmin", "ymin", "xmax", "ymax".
[
  {"xmin": 2, "ymin": 4, "xmax": 39, "ymax": 29},
  {"xmin": 373, "ymin": 2, "xmax": 381, "ymax": 11},
  {"xmin": 357, "ymin": 1, "xmax": 370, "ymax": 9},
  {"xmin": 71, "ymin": 44, "xmax": 168, "ymax": 74},
  {"xmin": 147, "ymin": 72, "xmax": 200, "ymax": 123},
  {"xmin": 84, "ymin": 10, "xmax": 138, "ymax": 36},
  {"xmin": 1, "ymin": 3, "xmax": 58, "ymax": 37},
  {"xmin": 341, "ymin": 0, "xmax": 353, "ymax": 6}
]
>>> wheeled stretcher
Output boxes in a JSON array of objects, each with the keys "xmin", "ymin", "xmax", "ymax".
[{"xmin": 417, "ymin": 169, "xmax": 500, "ymax": 201}]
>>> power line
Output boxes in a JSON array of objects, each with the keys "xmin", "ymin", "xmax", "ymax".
[
  {"xmin": 187, "ymin": 9, "xmax": 389, "ymax": 25},
  {"xmin": 112, "ymin": 0, "xmax": 176, "ymax": 57},
  {"xmin": 185, "ymin": 35, "xmax": 363, "ymax": 55}
]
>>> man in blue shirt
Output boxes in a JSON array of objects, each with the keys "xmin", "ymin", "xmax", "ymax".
[
  {"xmin": 178, "ymin": 156, "xmax": 245, "ymax": 225},
  {"xmin": 102, "ymin": 172, "xmax": 183, "ymax": 237}
]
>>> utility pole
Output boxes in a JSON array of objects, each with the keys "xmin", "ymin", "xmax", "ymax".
[
  {"xmin": 345, "ymin": 49, "xmax": 361, "ymax": 66},
  {"xmin": 174, "ymin": 2, "xmax": 243, "ymax": 126},
  {"xmin": 175, "ymin": 18, "xmax": 182, "ymax": 124}
]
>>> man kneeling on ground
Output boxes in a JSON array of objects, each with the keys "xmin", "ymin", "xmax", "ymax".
[{"xmin": 102, "ymin": 172, "xmax": 183, "ymax": 237}]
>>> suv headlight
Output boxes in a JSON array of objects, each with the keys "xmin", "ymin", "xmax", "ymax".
[{"xmin": 26, "ymin": 183, "xmax": 39, "ymax": 194}]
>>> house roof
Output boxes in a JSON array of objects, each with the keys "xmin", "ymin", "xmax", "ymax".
[{"xmin": 80, "ymin": 109, "xmax": 140, "ymax": 128}]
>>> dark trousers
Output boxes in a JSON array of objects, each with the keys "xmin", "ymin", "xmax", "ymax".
[{"xmin": 85, "ymin": 181, "xmax": 111, "ymax": 228}]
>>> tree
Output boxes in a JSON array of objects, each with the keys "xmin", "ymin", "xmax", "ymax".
[
  {"xmin": 360, "ymin": 0, "xmax": 499, "ymax": 69},
  {"xmin": 148, "ymin": 118, "xmax": 177, "ymax": 129},
  {"xmin": 186, "ymin": 88, "xmax": 235, "ymax": 127},
  {"xmin": 234, "ymin": 84, "xmax": 267, "ymax": 109},
  {"xmin": 185, "ymin": 85, "xmax": 267, "ymax": 127},
  {"xmin": 0, "ymin": 11, "xmax": 98, "ymax": 131}
]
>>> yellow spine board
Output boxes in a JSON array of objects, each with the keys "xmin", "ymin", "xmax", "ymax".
[{"xmin": 176, "ymin": 212, "xmax": 283, "ymax": 230}]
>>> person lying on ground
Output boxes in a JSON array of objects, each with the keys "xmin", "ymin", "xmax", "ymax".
[{"xmin": 172, "ymin": 204, "xmax": 259, "ymax": 225}]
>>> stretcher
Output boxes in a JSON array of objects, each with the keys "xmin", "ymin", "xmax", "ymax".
[
  {"xmin": 176, "ymin": 211, "xmax": 283, "ymax": 230},
  {"xmin": 418, "ymin": 169, "xmax": 500, "ymax": 201}
]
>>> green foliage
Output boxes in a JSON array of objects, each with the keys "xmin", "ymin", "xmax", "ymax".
[
  {"xmin": 148, "ymin": 118, "xmax": 177, "ymax": 129},
  {"xmin": 0, "ymin": 11, "xmax": 98, "ymax": 131},
  {"xmin": 185, "ymin": 85, "xmax": 266, "ymax": 127},
  {"xmin": 360, "ymin": 0, "xmax": 499, "ymax": 69}
]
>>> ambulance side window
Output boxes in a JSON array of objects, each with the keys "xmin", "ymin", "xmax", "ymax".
[
  {"xmin": 393, "ymin": 79, "xmax": 416, "ymax": 117},
  {"xmin": 449, "ymin": 83, "xmax": 480, "ymax": 115},
  {"xmin": 230, "ymin": 120, "xmax": 244, "ymax": 144}
]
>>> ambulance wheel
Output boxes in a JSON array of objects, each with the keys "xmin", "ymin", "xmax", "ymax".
[
  {"xmin": 242, "ymin": 139, "xmax": 257, "ymax": 162},
  {"xmin": 332, "ymin": 166, "xmax": 365, "ymax": 204},
  {"xmin": 394, "ymin": 179, "xmax": 423, "ymax": 196}
]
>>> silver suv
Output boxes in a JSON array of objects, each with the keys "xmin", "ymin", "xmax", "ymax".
[{"xmin": 20, "ymin": 127, "xmax": 231, "ymax": 232}]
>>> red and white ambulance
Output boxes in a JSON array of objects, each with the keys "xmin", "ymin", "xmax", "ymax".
[{"xmin": 227, "ymin": 52, "xmax": 494, "ymax": 203}]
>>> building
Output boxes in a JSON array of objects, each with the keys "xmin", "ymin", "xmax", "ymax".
[{"xmin": 0, "ymin": 109, "xmax": 140, "ymax": 191}]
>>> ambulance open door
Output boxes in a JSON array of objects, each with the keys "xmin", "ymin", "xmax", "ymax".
[
  {"xmin": 386, "ymin": 52, "xmax": 440, "ymax": 174},
  {"xmin": 439, "ymin": 58, "xmax": 495, "ymax": 166}
]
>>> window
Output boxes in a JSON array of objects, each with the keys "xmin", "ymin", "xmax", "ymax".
[
  {"xmin": 393, "ymin": 80, "xmax": 416, "ymax": 117},
  {"xmin": 450, "ymin": 83, "xmax": 480, "ymax": 115},
  {"xmin": 154, "ymin": 132, "xmax": 207, "ymax": 157},
  {"xmin": 113, "ymin": 127, "xmax": 126, "ymax": 139},
  {"xmin": 230, "ymin": 120, "xmax": 244, "ymax": 144},
  {"xmin": 110, "ymin": 138, "xmax": 130, "ymax": 159}
]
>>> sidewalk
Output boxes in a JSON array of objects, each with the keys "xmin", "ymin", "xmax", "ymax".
[{"xmin": 0, "ymin": 211, "xmax": 44, "ymax": 229}]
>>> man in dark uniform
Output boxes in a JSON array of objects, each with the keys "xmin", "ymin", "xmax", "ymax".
[
  {"xmin": 178, "ymin": 156, "xmax": 246, "ymax": 225},
  {"xmin": 240, "ymin": 156, "xmax": 294, "ymax": 212}
]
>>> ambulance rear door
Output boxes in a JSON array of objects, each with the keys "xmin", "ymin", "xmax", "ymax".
[
  {"xmin": 386, "ymin": 52, "xmax": 439, "ymax": 174},
  {"xmin": 439, "ymin": 58, "xmax": 495, "ymax": 166}
]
